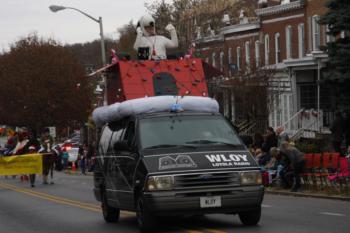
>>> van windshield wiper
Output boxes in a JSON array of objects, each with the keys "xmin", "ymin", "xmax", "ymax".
[
  {"xmin": 144, "ymin": 144, "xmax": 197, "ymax": 149},
  {"xmin": 185, "ymin": 139, "xmax": 240, "ymax": 147}
]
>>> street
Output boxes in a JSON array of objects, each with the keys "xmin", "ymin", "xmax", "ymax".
[{"xmin": 0, "ymin": 172, "xmax": 349, "ymax": 233}]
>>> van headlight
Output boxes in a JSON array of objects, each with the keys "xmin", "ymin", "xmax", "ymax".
[
  {"xmin": 240, "ymin": 171, "xmax": 262, "ymax": 185},
  {"xmin": 146, "ymin": 176, "xmax": 174, "ymax": 191}
]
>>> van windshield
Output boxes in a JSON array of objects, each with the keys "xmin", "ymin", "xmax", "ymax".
[{"xmin": 139, "ymin": 115, "xmax": 243, "ymax": 150}]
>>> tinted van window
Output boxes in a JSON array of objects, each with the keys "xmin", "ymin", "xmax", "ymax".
[
  {"xmin": 139, "ymin": 115, "xmax": 242, "ymax": 149},
  {"xmin": 110, "ymin": 122, "xmax": 125, "ymax": 153},
  {"xmin": 99, "ymin": 126, "xmax": 113, "ymax": 155},
  {"xmin": 123, "ymin": 121, "xmax": 135, "ymax": 147}
]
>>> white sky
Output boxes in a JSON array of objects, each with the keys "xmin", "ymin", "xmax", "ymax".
[{"xmin": 0, "ymin": 0, "xmax": 167, "ymax": 51}]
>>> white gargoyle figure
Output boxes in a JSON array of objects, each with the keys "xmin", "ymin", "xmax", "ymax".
[{"xmin": 134, "ymin": 14, "xmax": 178, "ymax": 60}]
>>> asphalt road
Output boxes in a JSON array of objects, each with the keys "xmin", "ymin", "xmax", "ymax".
[{"xmin": 0, "ymin": 172, "xmax": 350, "ymax": 233}]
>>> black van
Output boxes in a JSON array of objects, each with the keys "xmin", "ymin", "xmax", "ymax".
[{"xmin": 93, "ymin": 111, "xmax": 264, "ymax": 232}]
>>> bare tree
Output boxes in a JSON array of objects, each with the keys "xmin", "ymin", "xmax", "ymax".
[
  {"xmin": 67, "ymin": 38, "xmax": 116, "ymax": 69},
  {"xmin": 146, "ymin": 0, "xmax": 256, "ymax": 51},
  {"xmin": 115, "ymin": 21, "xmax": 138, "ymax": 58},
  {"xmin": 208, "ymin": 68, "xmax": 276, "ymax": 134}
]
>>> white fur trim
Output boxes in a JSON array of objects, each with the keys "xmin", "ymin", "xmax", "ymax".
[{"xmin": 92, "ymin": 96, "xmax": 219, "ymax": 126}]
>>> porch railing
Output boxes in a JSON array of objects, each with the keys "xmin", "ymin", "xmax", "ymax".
[
  {"xmin": 281, "ymin": 108, "xmax": 304, "ymax": 131},
  {"xmin": 282, "ymin": 109, "xmax": 323, "ymax": 140},
  {"xmin": 239, "ymin": 119, "xmax": 268, "ymax": 136}
]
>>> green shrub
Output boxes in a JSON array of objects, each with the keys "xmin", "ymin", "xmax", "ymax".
[{"xmin": 294, "ymin": 138, "xmax": 326, "ymax": 153}]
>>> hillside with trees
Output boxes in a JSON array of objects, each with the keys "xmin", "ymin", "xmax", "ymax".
[{"xmin": 64, "ymin": 0, "xmax": 257, "ymax": 71}]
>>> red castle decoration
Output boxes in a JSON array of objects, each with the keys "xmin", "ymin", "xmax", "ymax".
[{"xmin": 106, "ymin": 58, "xmax": 209, "ymax": 104}]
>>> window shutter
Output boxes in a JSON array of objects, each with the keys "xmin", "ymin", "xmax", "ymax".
[{"xmin": 308, "ymin": 17, "xmax": 312, "ymax": 53}]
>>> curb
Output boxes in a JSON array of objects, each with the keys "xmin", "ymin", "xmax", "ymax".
[
  {"xmin": 63, "ymin": 171, "xmax": 93, "ymax": 176},
  {"xmin": 266, "ymin": 189, "xmax": 350, "ymax": 202}
]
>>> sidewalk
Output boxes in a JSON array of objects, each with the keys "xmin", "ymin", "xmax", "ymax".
[{"xmin": 266, "ymin": 186, "xmax": 350, "ymax": 202}]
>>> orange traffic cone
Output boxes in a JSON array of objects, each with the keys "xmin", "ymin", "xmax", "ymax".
[{"xmin": 72, "ymin": 162, "xmax": 76, "ymax": 172}]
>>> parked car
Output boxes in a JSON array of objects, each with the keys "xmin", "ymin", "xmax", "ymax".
[
  {"xmin": 64, "ymin": 132, "xmax": 81, "ymax": 145},
  {"xmin": 67, "ymin": 147, "xmax": 79, "ymax": 162},
  {"xmin": 60, "ymin": 142, "xmax": 79, "ymax": 163}
]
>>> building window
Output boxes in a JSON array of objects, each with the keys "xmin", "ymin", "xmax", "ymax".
[
  {"xmin": 298, "ymin": 23, "xmax": 305, "ymax": 58},
  {"xmin": 228, "ymin": 48, "xmax": 232, "ymax": 75},
  {"xmin": 228, "ymin": 48, "xmax": 232, "ymax": 64},
  {"xmin": 299, "ymin": 83, "xmax": 317, "ymax": 109},
  {"xmin": 341, "ymin": 30, "xmax": 346, "ymax": 39},
  {"xmin": 212, "ymin": 52, "xmax": 216, "ymax": 67},
  {"xmin": 326, "ymin": 25, "xmax": 335, "ymax": 43},
  {"xmin": 275, "ymin": 33, "xmax": 281, "ymax": 64},
  {"xmin": 285, "ymin": 25, "xmax": 292, "ymax": 59},
  {"xmin": 281, "ymin": 0, "xmax": 290, "ymax": 4},
  {"xmin": 219, "ymin": 51, "xmax": 224, "ymax": 72},
  {"xmin": 255, "ymin": 41, "xmax": 260, "ymax": 68},
  {"xmin": 237, "ymin": 47, "xmax": 241, "ymax": 71},
  {"xmin": 264, "ymin": 34, "xmax": 269, "ymax": 66},
  {"xmin": 245, "ymin": 41, "xmax": 250, "ymax": 66},
  {"xmin": 312, "ymin": 15, "xmax": 320, "ymax": 51}
]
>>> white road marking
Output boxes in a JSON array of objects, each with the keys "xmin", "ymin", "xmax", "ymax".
[
  {"xmin": 320, "ymin": 212, "xmax": 345, "ymax": 217},
  {"xmin": 262, "ymin": 204, "xmax": 272, "ymax": 208}
]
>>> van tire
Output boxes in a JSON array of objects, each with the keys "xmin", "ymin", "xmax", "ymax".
[
  {"xmin": 101, "ymin": 192, "xmax": 120, "ymax": 223},
  {"xmin": 238, "ymin": 206, "xmax": 261, "ymax": 226},
  {"xmin": 136, "ymin": 195, "xmax": 156, "ymax": 233}
]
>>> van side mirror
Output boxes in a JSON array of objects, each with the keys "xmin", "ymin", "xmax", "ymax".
[{"xmin": 114, "ymin": 140, "xmax": 129, "ymax": 151}]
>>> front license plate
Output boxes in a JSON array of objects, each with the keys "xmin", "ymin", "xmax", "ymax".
[{"xmin": 200, "ymin": 196, "xmax": 221, "ymax": 208}]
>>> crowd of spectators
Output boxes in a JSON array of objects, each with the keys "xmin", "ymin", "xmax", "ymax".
[
  {"xmin": 251, "ymin": 126, "xmax": 305, "ymax": 192},
  {"xmin": 0, "ymin": 128, "xmax": 96, "ymax": 187}
]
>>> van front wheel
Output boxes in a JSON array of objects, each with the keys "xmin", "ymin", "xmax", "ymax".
[
  {"xmin": 136, "ymin": 196, "xmax": 156, "ymax": 233},
  {"xmin": 238, "ymin": 206, "xmax": 261, "ymax": 226},
  {"xmin": 102, "ymin": 193, "xmax": 120, "ymax": 223}
]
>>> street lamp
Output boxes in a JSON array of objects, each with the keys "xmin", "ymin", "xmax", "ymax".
[{"xmin": 49, "ymin": 5, "xmax": 108, "ymax": 105}]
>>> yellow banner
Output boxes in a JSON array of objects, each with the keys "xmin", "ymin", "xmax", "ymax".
[{"xmin": 0, "ymin": 154, "xmax": 43, "ymax": 175}]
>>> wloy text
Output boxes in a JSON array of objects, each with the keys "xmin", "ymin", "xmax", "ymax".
[{"xmin": 205, "ymin": 154, "xmax": 251, "ymax": 167}]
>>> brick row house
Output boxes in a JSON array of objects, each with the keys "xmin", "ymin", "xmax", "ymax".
[{"xmin": 195, "ymin": 0, "xmax": 333, "ymax": 137}]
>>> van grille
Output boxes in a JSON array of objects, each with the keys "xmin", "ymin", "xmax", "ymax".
[{"xmin": 174, "ymin": 172, "xmax": 240, "ymax": 189}]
